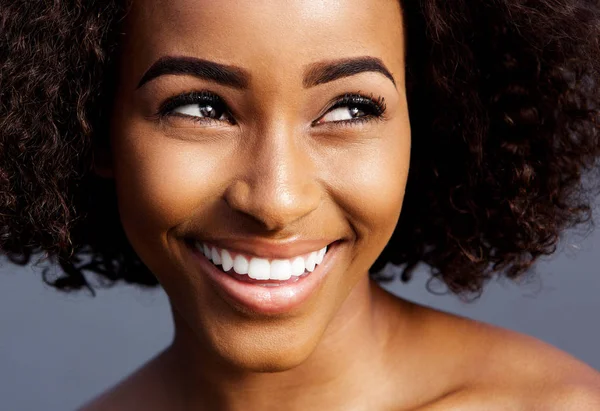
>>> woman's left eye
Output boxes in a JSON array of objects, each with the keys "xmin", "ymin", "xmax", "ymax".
[
  {"xmin": 315, "ymin": 94, "xmax": 386, "ymax": 125},
  {"xmin": 320, "ymin": 106, "xmax": 368, "ymax": 122}
]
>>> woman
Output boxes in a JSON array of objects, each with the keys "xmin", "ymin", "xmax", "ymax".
[{"xmin": 2, "ymin": 0, "xmax": 600, "ymax": 409}]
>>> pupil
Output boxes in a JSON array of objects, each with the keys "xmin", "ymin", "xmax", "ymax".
[
  {"xmin": 350, "ymin": 106, "xmax": 364, "ymax": 117},
  {"xmin": 201, "ymin": 105, "xmax": 217, "ymax": 118}
]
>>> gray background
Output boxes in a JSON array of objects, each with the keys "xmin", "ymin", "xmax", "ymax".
[{"xmin": 1, "ymin": 223, "xmax": 599, "ymax": 411}]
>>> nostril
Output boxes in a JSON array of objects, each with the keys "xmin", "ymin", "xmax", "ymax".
[{"xmin": 222, "ymin": 168, "xmax": 322, "ymax": 232}]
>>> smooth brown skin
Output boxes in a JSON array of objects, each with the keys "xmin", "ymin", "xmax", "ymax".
[{"xmin": 84, "ymin": 0, "xmax": 600, "ymax": 409}]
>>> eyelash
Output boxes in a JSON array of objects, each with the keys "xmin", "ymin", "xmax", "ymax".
[
  {"xmin": 156, "ymin": 90, "xmax": 387, "ymax": 126},
  {"xmin": 157, "ymin": 91, "xmax": 232, "ymax": 125},
  {"xmin": 317, "ymin": 93, "xmax": 387, "ymax": 127}
]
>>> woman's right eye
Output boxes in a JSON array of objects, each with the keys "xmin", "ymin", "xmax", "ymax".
[
  {"xmin": 172, "ymin": 102, "xmax": 230, "ymax": 121},
  {"xmin": 158, "ymin": 91, "xmax": 235, "ymax": 125}
]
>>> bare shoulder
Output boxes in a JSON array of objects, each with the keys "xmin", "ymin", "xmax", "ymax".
[
  {"xmin": 401, "ymin": 301, "xmax": 600, "ymax": 410},
  {"xmin": 77, "ymin": 367, "xmax": 157, "ymax": 411},
  {"xmin": 77, "ymin": 349, "xmax": 178, "ymax": 411},
  {"xmin": 418, "ymin": 381, "xmax": 600, "ymax": 411}
]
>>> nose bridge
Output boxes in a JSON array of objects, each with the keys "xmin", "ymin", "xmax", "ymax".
[{"xmin": 224, "ymin": 121, "xmax": 321, "ymax": 231}]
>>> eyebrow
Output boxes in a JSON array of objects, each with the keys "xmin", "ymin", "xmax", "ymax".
[
  {"xmin": 303, "ymin": 56, "xmax": 396, "ymax": 88},
  {"xmin": 136, "ymin": 56, "xmax": 250, "ymax": 89},
  {"xmin": 136, "ymin": 55, "xmax": 396, "ymax": 90}
]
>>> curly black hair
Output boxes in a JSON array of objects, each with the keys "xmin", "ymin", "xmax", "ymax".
[{"xmin": 1, "ymin": 0, "xmax": 599, "ymax": 298}]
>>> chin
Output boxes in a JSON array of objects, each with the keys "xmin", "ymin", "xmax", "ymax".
[
  {"xmin": 200, "ymin": 320, "xmax": 325, "ymax": 373},
  {"xmin": 230, "ymin": 354, "xmax": 309, "ymax": 373},
  {"xmin": 166, "ymin": 250, "xmax": 341, "ymax": 374}
]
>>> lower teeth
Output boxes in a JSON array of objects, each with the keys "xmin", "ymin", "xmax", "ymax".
[{"xmin": 217, "ymin": 265, "xmax": 310, "ymax": 283}]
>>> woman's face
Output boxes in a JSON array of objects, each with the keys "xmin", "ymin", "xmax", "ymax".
[{"xmin": 108, "ymin": 0, "xmax": 410, "ymax": 371}]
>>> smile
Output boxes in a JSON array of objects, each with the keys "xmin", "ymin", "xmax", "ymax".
[
  {"xmin": 186, "ymin": 239, "xmax": 342, "ymax": 315},
  {"xmin": 193, "ymin": 241, "xmax": 328, "ymax": 281}
]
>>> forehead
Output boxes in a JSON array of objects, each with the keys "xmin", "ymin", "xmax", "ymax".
[{"xmin": 122, "ymin": 0, "xmax": 405, "ymax": 86}]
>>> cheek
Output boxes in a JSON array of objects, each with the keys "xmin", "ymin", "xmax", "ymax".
[
  {"xmin": 327, "ymin": 125, "xmax": 410, "ymax": 260},
  {"xmin": 337, "ymin": 130, "xmax": 410, "ymax": 235},
  {"xmin": 109, "ymin": 129, "xmax": 228, "ymax": 256}
]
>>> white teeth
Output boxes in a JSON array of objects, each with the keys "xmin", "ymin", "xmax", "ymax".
[
  {"xmin": 233, "ymin": 255, "xmax": 249, "ymax": 275},
  {"xmin": 291, "ymin": 257, "xmax": 305, "ymax": 276},
  {"xmin": 305, "ymin": 251, "xmax": 317, "ymax": 272},
  {"xmin": 211, "ymin": 247, "xmax": 221, "ymax": 265},
  {"xmin": 197, "ymin": 242, "xmax": 329, "ymax": 281},
  {"xmin": 317, "ymin": 246, "xmax": 326, "ymax": 264},
  {"xmin": 270, "ymin": 259, "xmax": 292, "ymax": 280},
  {"xmin": 221, "ymin": 249, "xmax": 233, "ymax": 272},
  {"xmin": 248, "ymin": 258, "xmax": 270, "ymax": 280}
]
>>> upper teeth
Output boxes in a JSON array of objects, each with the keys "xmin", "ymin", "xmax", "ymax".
[{"xmin": 195, "ymin": 242, "xmax": 328, "ymax": 281}]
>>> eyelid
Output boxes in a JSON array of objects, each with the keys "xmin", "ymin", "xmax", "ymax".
[
  {"xmin": 156, "ymin": 90, "xmax": 237, "ymax": 125},
  {"xmin": 312, "ymin": 92, "xmax": 387, "ymax": 126}
]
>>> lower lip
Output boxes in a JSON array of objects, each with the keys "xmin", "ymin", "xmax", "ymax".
[{"xmin": 187, "ymin": 241, "xmax": 341, "ymax": 315}]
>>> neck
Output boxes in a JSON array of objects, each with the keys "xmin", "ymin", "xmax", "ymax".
[{"xmin": 163, "ymin": 276, "xmax": 408, "ymax": 411}]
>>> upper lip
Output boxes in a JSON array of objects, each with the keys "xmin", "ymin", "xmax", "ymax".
[{"xmin": 187, "ymin": 236, "xmax": 339, "ymax": 259}]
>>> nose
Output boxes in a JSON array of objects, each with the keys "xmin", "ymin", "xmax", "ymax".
[{"xmin": 223, "ymin": 123, "xmax": 321, "ymax": 232}]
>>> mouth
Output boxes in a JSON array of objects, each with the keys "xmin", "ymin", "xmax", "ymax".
[{"xmin": 184, "ymin": 239, "xmax": 342, "ymax": 315}]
